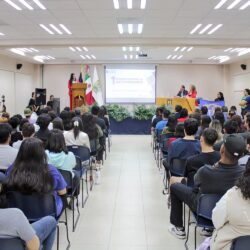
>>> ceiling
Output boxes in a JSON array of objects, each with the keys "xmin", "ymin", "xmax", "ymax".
[{"xmin": 0, "ymin": 0, "xmax": 250, "ymax": 64}]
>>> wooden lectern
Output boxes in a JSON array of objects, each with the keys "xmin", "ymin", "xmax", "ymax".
[{"xmin": 71, "ymin": 83, "xmax": 87, "ymax": 110}]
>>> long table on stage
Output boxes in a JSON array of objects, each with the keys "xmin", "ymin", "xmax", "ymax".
[{"xmin": 156, "ymin": 97, "xmax": 196, "ymax": 113}]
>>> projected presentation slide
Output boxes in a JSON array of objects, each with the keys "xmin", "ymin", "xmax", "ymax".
[{"xmin": 105, "ymin": 65, "xmax": 156, "ymax": 104}]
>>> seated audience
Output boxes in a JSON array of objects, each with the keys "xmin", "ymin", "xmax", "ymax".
[
  {"xmin": 169, "ymin": 134, "xmax": 246, "ymax": 239},
  {"xmin": 151, "ymin": 107, "xmax": 164, "ymax": 131},
  {"xmin": 174, "ymin": 105, "xmax": 182, "ymax": 119},
  {"xmin": 177, "ymin": 108, "xmax": 189, "ymax": 123},
  {"xmin": 196, "ymin": 115, "xmax": 211, "ymax": 139},
  {"xmin": 35, "ymin": 114, "xmax": 51, "ymax": 146},
  {"xmin": 60, "ymin": 110, "xmax": 75, "ymax": 132},
  {"xmin": 98, "ymin": 106, "xmax": 110, "ymax": 132},
  {"xmin": 210, "ymin": 119, "xmax": 223, "ymax": 143},
  {"xmin": 238, "ymin": 136, "xmax": 250, "ymax": 166},
  {"xmin": 0, "ymin": 124, "xmax": 18, "ymax": 170},
  {"xmin": 201, "ymin": 106, "xmax": 208, "ymax": 116},
  {"xmin": 52, "ymin": 117, "xmax": 64, "ymax": 131},
  {"xmin": 167, "ymin": 123, "xmax": 185, "ymax": 146},
  {"xmin": 6, "ymin": 137, "xmax": 67, "ymax": 217},
  {"xmin": 213, "ymin": 111, "xmax": 225, "ymax": 128},
  {"xmin": 231, "ymin": 114, "xmax": 245, "ymax": 133},
  {"xmin": 155, "ymin": 109, "xmax": 171, "ymax": 134},
  {"xmin": 64, "ymin": 117, "xmax": 90, "ymax": 149},
  {"xmin": 8, "ymin": 116, "xmax": 22, "ymax": 146},
  {"xmin": 91, "ymin": 106, "xmax": 107, "ymax": 135},
  {"xmin": 13, "ymin": 123, "xmax": 35, "ymax": 150}
]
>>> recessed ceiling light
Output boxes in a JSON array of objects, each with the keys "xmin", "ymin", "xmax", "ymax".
[
  {"xmin": 19, "ymin": 0, "xmax": 33, "ymax": 10},
  {"xmin": 190, "ymin": 24, "xmax": 202, "ymax": 34},
  {"xmin": 4, "ymin": 0, "xmax": 22, "ymax": 10},
  {"xmin": 76, "ymin": 47, "xmax": 82, "ymax": 51},
  {"xmin": 49, "ymin": 24, "xmax": 63, "ymax": 35},
  {"xmin": 83, "ymin": 47, "xmax": 88, "ymax": 52},
  {"xmin": 128, "ymin": 24, "xmax": 133, "ymax": 34},
  {"xmin": 86, "ymin": 55, "xmax": 91, "ymax": 59},
  {"xmin": 118, "ymin": 24, "xmax": 123, "ymax": 34},
  {"xmin": 207, "ymin": 24, "xmax": 223, "ymax": 34},
  {"xmin": 34, "ymin": 56, "xmax": 44, "ymax": 63},
  {"xmin": 172, "ymin": 55, "xmax": 177, "ymax": 59},
  {"xmin": 47, "ymin": 56, "xmax": 55, "ymax": 60},
  {"xmin": 80, "ymin": 55, "xmax": 86, "ymax": 59},
  {"xmin": 208, "ymin": 56, "xmax": 217, "ymax": 60},
  {"xmin": 238, "ymin": 48, "xmax": 250, "ymax": 56},
  {"xmin": 227, "ymin": 0, "xmax": 242, "ymax": 9},
  {"xmin": 224, "ymin": 48, "xmax": 232, "ymax": 52},
  {"xmin": 10, "ymin": 48, "xmax": 25, "ymax": 56},
  {"xmin": 39, "ymin": 24, "xmax": 54, "ymax": 34},
  {"xmin": 20, "ymin": 48, "xmax": 33, "ymax": 52},
  {"xmin": 30, "ymin": 48, "xmax": 39, "ymax": 52},
  {"xmin": 187, "ymin": 47, "xmax": 193, "ymax": 52},
  {"xmin": 138, "ymin": 24, "xmax": 143, "ymax": 34},
  {"xmin": 199, "ymin": 24, "xmax": 213, "ymax": 34},
  {"xmin": 136, "ymin": 47, "xmax": 140, "ymax": 51},
  {"xmin": 136, "ymin": 55, "xmax": 139, "ymax": 59},
  {"xmin": 32, "ymin": 0, "xmax": 46, "ymax": 10},
  {"xmin": 181, "ymin": 47, "xmax": 187, "ymax": 52},
  {"xmin": 59, "ymin": 24, "xmax": 72, "ymax": 34},
  {"xmin": 167, "ymin": 55, "xmax": 172, "ymax": 59},
  {"xmin": 127, "ymin": 0, "xmax": 132, "ymax": 9},
  {"xmin": 140, "ymin": 0, "xmax": 146, "ymax": 9},
  {"xmin": 240, "ymin": 1, "xmax": 250, "ymax": 9},
  {"xmin": 177, "ymin": 55, "xmax": 183, "ymax": 60},
  {"xmin": 129, "ymin": 46, "xmax": 133, "ymax": 51},
  {"xmin": 214, "ymin": 0, "xmax": 229, "ymax": 9},
  {"xmin": 113, "ymin": 0, "xmax": 119, "ymax": 9},
  {"xmin": 69, "ymin": 47, "xmax": 76, "ymax": 52},
  {"xmin": 122, "ymin": 47, "xmax": 126, "ymax": 51},
  {"xmin": 0, "ymin": 33, "xmax": 5, "ymax": 36},
  {"xmin": 91, "ymin": 55, "xmax": 96, "ymax": 59},
  {"xmin": 124, "ymin": 55, "xmax": 128, "ymax": 59},
  {"xmin": 130, "ymin": 54, "xmax": 133, "ymax": 59},
  {"xmin": 174, "ymin": 47, "xmax": 180, "ymax": 51},
  {"xmin": 219, "ymin": 56, "xmax": 230, "ymax": 63}
]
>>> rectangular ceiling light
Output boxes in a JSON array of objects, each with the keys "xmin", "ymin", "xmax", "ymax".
[
  {"xmin": 140, "ymin": 0, "xmax": 146, "ymax": 9},
  {"xmin": 33, "ymin": 56, "xmax": 44, "ymax": 63},
  {"xmin": 39, "ymin": 24, "xmax": 54, "ymax": 34},
  {"xmin": 128, "ymin": 24, "xmax": 133, "ymax": 34},
  {"xmin": 214, "ymin": 0, "xmax": 229, "ymax": 9},
  {"xmin": 49, "ymin": 24, "xmax": 63, "ymax": 34},
  {"xmin": 130, "ymin": 54, "xmax": 133, "ymax": 59},
  {"xmin": 91, "ymin": 55, "xmax": 96, "ymax": 59},
  {"xmin": 187, "ymin": 47, "xmax": 193, "ymax": 52},
  {"xmin": 181, "ymin": 47, "xmax": 187, "ymax": 52},
  {"xmin": 69, "ymin": 47, "xmax": 76, "ymax": 52},
  {"xmin": 177, "ymin": 55, "xmax": 183, "ymax": 60},
  {"xmin": 32, "ymin": 0, "xmax": 46, "ymax": 10},
  {"xmin": 80, "ymin": 55, "xmax": 86, "ymax": 59},
  {"xmin": 208, "ymin": 24, "xmax": 223, "ymax": 34},
  {"xmin": 219, "ymin": 56, "xmax": 230, "ymax": 63},
  {"xmin": 86, "ymin": 55, "xmax": 91, "ymax": 59},
  {"xmin": 19, "ymin": 0, "xmax": 33, "ymax": 10},
  {"xmin": 122, "ymin": 47, "xmax": 126, "ymax": 51},
  {"xmin": 208, "ymin": 56, "xmax": 217, "ymax": 60},
  {"xmin": 129, "ymin": 46, "xmax": 133, "ymax": 51},
  {"xmin": 10, "ymin": 48, "xmax": 25, "ymax": 56},
  {"xmin": 190, "ymin": 24, "xmax": 202, "ymax": 34},
  {"xmin": 30, "ymin": 48, "xmax": 39, "ymax": 52},
  {"xmin": 224, "ymin": 48, "xmax": 232, "ymax": 52},
  {"xmin": 76, "ymin": 47, "xmax": 82, "ymax": 51},
  {"xmin": 83, "ymin": 47, "xmax": 88, "ymax": 51},
  {"xmin": 238, "ymin": 48, "xmax": 250, "ymax": 56},
  {"xmin": 127, "ymin": 0, "xmax": 132, "ymax": 9},
  {"xmin": 47, "ymin": 56, "xmax": 55, "ymax": 60},
  {"xmin": 136, "ymin": 47, "xmax": 140, "ymax": 51},
  {"xmin": 167, "ymin": 55, "xmax": 172, "ymax": 59},
  {"xmin": 0, "ymin": 33, "xmax": 5, "ymax": 36},
  {"xmin": 4, "ymin": 0, "xmax": 22, "ymax": 10},
  {"xmin": 175, "ymin": 47, "xmax": 180, "ymax": 51},
  {"xmin": 199, "ymin": 24, "xmax": 213, "ymax": 34},
  {"xmin": 138, "ymin": 24, "xmax": 143, "ymax": 34},
  {"xmin": 124, "ymin": 55, "xmax": 128, "ymax": 59},
  {"xmin": 113, "ymin": 0, "xmax": 119, "ymax": 9},
  {"xmin": 118, "ymin": 24, "xmax": 123, "ymax": 34},
  {"xmin": 227, "ymin": 0, "xmax": 242, "ymax": 9},
  {"xmin": 240, "ymin": 1, "xmax": 250, "ymax": 9},
  {"xmin": 59, "ymin": 24, "xmax": 72, "ymax": 34},
  {"xmin": 172, "ymin": 55, "xmax": 177, "ymax": 59}
]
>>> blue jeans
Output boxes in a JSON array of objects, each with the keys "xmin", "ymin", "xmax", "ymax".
[{"xmin": 31, "ymin": 216, "xmax": 57, "ymax": 250}]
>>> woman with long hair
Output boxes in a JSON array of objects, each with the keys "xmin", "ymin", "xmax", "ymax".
[
  {"xmin": 187, "ymin": 85, "xmax": 197, "ymax": 98},
  {"xmin": 215, "ymin": 92, "xmax": 224, "ymax": 102},
  {"xmin": 64, "ymin": 117, "xmax": 90, "ymax": 149},
  {"xmin": 6, "ymin": 137, "xmax": 67, "ymax": 216},
  {"xmin": 209, "ymin": 119, "xmax": 223, "ymax": 143},
  {"xmin": 35, "ymin": 114, "xmax": 51, "ymax": 146},
  {"xmin": 68, "ymin": 73, "xmax": 77, "ymax": 110}
]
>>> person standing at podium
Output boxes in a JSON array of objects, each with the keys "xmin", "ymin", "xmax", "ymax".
[
  {"xmin": 177, "ymin": 85, "xmax": 188, "ymax": 97},
  {"xmin": 68, "ymin": 73, "xmax": 77, "ymax": 110}
]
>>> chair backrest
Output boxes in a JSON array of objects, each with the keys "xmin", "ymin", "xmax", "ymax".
[
  {"xmin": 0, "ymin": 238, "xmax": 25, "ymax": 250},
  {"xmin": 7, "ymin": 191, "xmax": 56, "ymax": 222},
  {"xmin": 231, "ymin": 236, "xmax": 250, "ymax": 250},
  {"xmin": 67, "ymin": 145, "xmax": 91, "ymax": 162},
  {"xmin": 170, "ymin": 158, "xmax": 187, "ymax": 176},
  {"xmin": 58, "ymin": 169, "xmax": 73, "ymax": 189}
]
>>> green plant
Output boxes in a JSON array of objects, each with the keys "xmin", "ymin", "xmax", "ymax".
[
  {"xmin": 106, "ymin": 104, "xmax": 130, "ymax": 122},
  {"xmin": 133, "ymin": 105, "xmax": 155, "ymax": 120}
]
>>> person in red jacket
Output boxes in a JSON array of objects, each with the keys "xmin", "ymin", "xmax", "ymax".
[
  {"xmin": 187, "ymin": 85, "xmax": 197, "ymax": 98},
  {"xmin": 68, "ymin": 73, "xmax": 77, "ymax": 110}
]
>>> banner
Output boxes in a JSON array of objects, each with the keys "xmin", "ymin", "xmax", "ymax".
[
  {"xmin": 92, "ymin": 66, "xmax": 104, "ymax": 106},
  {"xmin": 199, "ymin": 99, "xmax": 225, "ymax": 116}
]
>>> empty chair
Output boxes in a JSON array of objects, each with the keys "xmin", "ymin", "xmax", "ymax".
[
  {"xmin": 0, "ymin": 238, "xmax": 25, "ymax": 250},
  {"xmin": 231, "ymin": 236, "xmax": 250, "ymax": 250}
]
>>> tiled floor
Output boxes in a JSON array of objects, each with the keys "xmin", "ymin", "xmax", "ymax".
[{"xmin": 56, "ymin": 135, "xmax": 202, "ymax": 250}]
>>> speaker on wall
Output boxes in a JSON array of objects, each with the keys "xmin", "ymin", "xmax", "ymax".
[
  {"xmin": 241, "ymin": 64, "xmax": 247, "ymax": 70},
  {"xmin": 35, "ymin": 88, "xmax": 46, "ymax": 106},
  {"xmin": 16, "ymin": 64, "xmax": 22, "ymax": 70}
]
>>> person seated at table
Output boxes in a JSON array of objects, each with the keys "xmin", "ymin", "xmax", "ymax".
[
  {"xmin": 177, "ymin": 85, "xmax": 188, "ymax": 97},
  {"xmin": 187, "ymin": 85, "xmax": 197, "ymax": 98},
  {"xmin": 169, "ymin": 134, "xmax": 246, "ymax": 239}
]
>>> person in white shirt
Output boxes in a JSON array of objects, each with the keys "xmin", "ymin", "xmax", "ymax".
[{"xmin": 64, "ymin": 117, "xmax": 90, "ymax": 149}]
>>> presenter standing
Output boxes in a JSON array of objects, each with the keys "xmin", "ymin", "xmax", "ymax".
[
  {"xmin": 68, "ymin": 73, "xmax": 77, "ymax": 110},
  {"xmin": 177, "ymin": 85, "xmax": 188, "ymax": 97},
  {"xmin": 187, "ymin": 84, "xmax": 197, "ymax": 98}
]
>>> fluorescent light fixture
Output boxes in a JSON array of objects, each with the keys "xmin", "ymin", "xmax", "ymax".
[
  {"xmin": 208, "ymin": 56, "xmax": 216, "ymax": 60},
  {"xmin": 20, "ymin": 48, "xmax": 33, "ymax": 52},
  {"xmin": 33, "ymin": 56, "xmax": 44, "ymax": 63},
  {"xmin": 69, "ymin": 47, "xmax": 76, "ymax": 52},
  {"xmin": 138, "ymin": 24, "xmax": 143, "ymax": 34},
  {"xmin": 136, "ymin": 55, "xmax": 139, "ymax": 59},
  {"xmin": 181, "ymin": 47, "xmax": 187, "ymax": 52},
  {"xmin": 127, "ymin": 0, "xmax": 132, "ymax": 9},
  {"xmin": 124, "ymin": 54, "xmax": 128, "ymax": 59},
  {"xmin": 238, "ymin": 48, "xmax": 250, "ymax": 56},
  {"xmin": 187, "ymin": 47, "xmax": 193, "ymax": 52},
  {"xmin": 128, "ymin": 24, "xmax": 133, "ymax": 34},
  {"xmin": 91, "ymin": 55, "xmax": 96, "ymax": 59},
  {"xmin": 129, "ymin": 46, "xmax": 133, "ymax": 51},
  {"xmin": 240, "ymin": 1, "xmax": 250, "ymax": 9},
  {"xmin": 76, "ymin": 47, "xmax": 82, "ymax": 51},
  {"xmin": 130, "ymin": 54, "xmax": 133, "ymax": 59},
  {"xmin": 19, "ymin": 0, "xmax": 33, "ymax": 9},
  {"xmin": 80, "ymin": 55, "xmax": 86, "ymax": 59},
  {"xmin": 59, "ymin": 24, "xmax": 72, "ymax": 34},
  {"xmin": 214, "ymin": 0, "xmax": 229, "ymax": 9},
  {"xmin": 30, "ymin": 48, "xmax": 39, "ymax": 52},
  {"xmin": 4, "ymin": 0, "xmax": 22, "ymax": 10},
  {"xmin": 140, "ymin": 0, "xmax": 146, "ymax": 9},
  {"xmin": 172, "ymin": 55, "xmax": 177, "ymax": 59},
  {"xmin": 118, "ymin": 24, "xmax": 123, "ymax": 34},
  {"xmin": 227, "ymin": 0, "xmax": 242, "ymax": 9},
  {"xmin": 0, "ymin": 33, "xmax": 4, "ymax": 36},
  {"xmin": 175, "ymin": 47, "xmax": 180, "ymax": 51},
  {"xmin": 83, "ymin": 47, "xmax": 88, "ymax": 52},
  {"xmin": 231, "ymin": 48, "xmax": 243, "ymax": 52},
  {"xmin": 39, "ymin": 24, "xmax": 54, "ymax": 34},
  {"xmin": 167, "ymin": 55, "xmax": 172, "ymax": 59},
  {"xmin": 10, "ymin": 48, "xmax": 25, "ymax": 56},
  {"xmin": 85, "ymin": 55, "xmax": 91, "ymax": 59},
  {"xmin": 32, "ymin": 0, "xmax": 46, "ymax": 10},
  {"xmin": 136, "ymin": 47, "xmax": 140, "ymax": 51},
  {"xmin": 208, "ymin": 24, "xmax": 223, "ymax": 34},
  {"xmin": 199, "ymin": 24, "xmax": 213, "ymax": 34},
  {"xmin": 49, "ymin": 24, "xmax": 63, "ymax": 35},
  {"xmin": 122, "ymin": 47, "xmax": 126, "ymax": 51},
  {"xmin": 47, "ymin": 56, "xmax": 55, "ymax": 59},
  {"xmin": 224, "ymin": 48, "xmax": 232, "ymax": 52},
  {"xmin": 177, "ymin": 55, "xmax": 183, "ymax": 60},
  {"xmin": 113, "ymin": 0, "xmax": 119, "ymax": 9},
  {"xmin": 190, "ymin": 24, "xmax": 202, "ymax": 34},
  {"xmin": 219, "ymin": 56, "xmax": 230, "ymax": 63}
]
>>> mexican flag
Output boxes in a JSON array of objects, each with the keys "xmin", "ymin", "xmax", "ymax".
[
  {"xmin": 85, "ymin": 65, "xmax": 95, "ymax": 105},
  {"xmin": 92, "ymin": 66, "xmax": 104, "ymax": 106}
]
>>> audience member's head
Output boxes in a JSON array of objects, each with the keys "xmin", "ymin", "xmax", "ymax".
[
  {"xmin": 222, "ymin": 106, "xmax": 228, "ymax": 113},
  {"xmin": 156, "ymin": 107, "xmax": 164, "ymax": 117},
  {"xmin": 189, "ymin": 112, "xmax": 201, "ymax": 125},
  {"xmin": 167, "ymin": 114, "xmax": 177, "ymax": 132},
  {"xmin": 201, "ymin": 106, "xmax": 208, "ymax": 115},
  {"xmin": 39, "ymin": 107, "xmax": 51, "ymax": 114},
  {"xmin": 82, "ymin": 113, "xmax": 98, "ymax": 140},
  {"xmin": 8, "ymin": 116, "xmax": 20, "ymax": 130},
  {"xmin": 46, "ymin": 129, "xmax": 67, "ymax": 154},
  {"xmin": 48, "ymin": 111, "xmax": 57, "ymax": 121},
  {"xmin": 14, "ymin": 114, "xmax": 23, "ymax": 122},
  {"xmin": 174, "ymin": 123, "xmax": 185, "ymax": 138},
  {"xmin": 224, "ymin": 119, "xmax": 239, "ymax": 134},
  {"xmin": 60, "ymin": 110, "xmax": 73, "ymax": 131},
  {"xmin": 98, "ymin": 106, "xmax": 107, "ymax": 119},
  {"xmin": 162, "ymin": 109, "xmax": 171, "ymax": 119},
  {"xmin": 52, "ymin": 117, "xmax": 64, "ymax": 131},
  {"xmin": 200, "ymin": 128, "xmax": 218, "ymax": 147},
  {"xmin": 231, "ymin": 115, "xmax": 243, "ymax": 131},
  {"xmin": 214, "ymin": 107, "xmax": 222, "ymax": 113},
  {"xmin": 21, "ymin": 123, "xmax": 35, "ymax": 138},
  {"xmin": 244, "ymin": 116, "xmax": 250, "ymax": 131},
  {"xmin": 19, "ymin": 118, "xmax": 29, "ymax": 131},
  {"xmin": 64, "ymin": 107, "xmax": 70, "ymax": 112},
  {"xmin": 24, "ymin": 108, "xmax": 32, "ymax": 118},
  {"xmin": 91, "ymin": 106, "xmax": 100, "ymax": 116},
  {"xmin": 36, "ymin": 114, "xmax": 51, "ymax": 130},
  {"xmin": 71, "ymin": 117, "xmax": 83, "ymax": 139},
  {"xmin": 175, "ymin": 105, "xmax": 182, "ymax": 113},
  {"xmin": 230, "ymin": 106, "xmax": 237, "ymax": 112},
  {"xmin": 2, "ymin": 112, "xmax": 10, "ymax": 120},
  {"xmin": 74, "ymin": 108, "xmax": 81, "ymax": 117},
  {"xmin": 244, "ymin": 88, "xmax": 250, "ymax": 96},
  {"xmin": 201, "ymin": 115, "xmax": 212, "ymax": 129},
  {"xmin": 213, "ymin": 111, "xmax": 225, "ymax": 127},
  {"xmin": 0, "ymin": 123, "xmax": 12, "ymax": 144},
  {"xmin": 184, "ymin": 118, "xmax": 199, "ymax": 136},
  {"xmin": 180, "ymin": 108, "xmax": 188, "ymax": 119},
  {"xmin": 210, "ymin": 119, "xmax": 223, "ymax": 141}
]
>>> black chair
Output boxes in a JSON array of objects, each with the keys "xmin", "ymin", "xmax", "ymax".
[
  {"xmin": 231, "ymin": 236, "xmax": 250, "ymax": 250},
  {"xmin": 185, "ymin": 193, "xmax": 223, "ymax": 249},
  {"xmin": 68, "ymin": 145, "xmax": 91, "ymax": 202},
  {"xmin": 0, "ymin": 238, "xmax": 25, "ymax": 250},
  {"xmin": 7, "ymin": 191, "xmax": 70, "ymax": 250},
  {"xmin": 59, "ymin": 169, "xmax": 80, "ymax": 232}
]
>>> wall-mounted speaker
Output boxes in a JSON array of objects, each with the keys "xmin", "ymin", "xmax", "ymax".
[
  {"xmin": 241, "ymin": 64, "xmax": 247, "ymax": 70},
  {"xmin": 16, "ymin": 63, "xmax": 22, "ymax": 70}
]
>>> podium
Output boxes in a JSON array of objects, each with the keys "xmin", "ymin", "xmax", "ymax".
[
  {"xmin": 71, "ymin": 83, "xmax": 87, "ymax": 110},
  {"xmin": 156, "ymin": 97, "xmax": 196, "ymax": 113}
]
